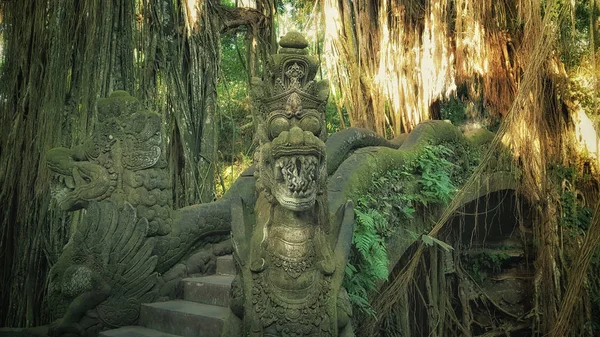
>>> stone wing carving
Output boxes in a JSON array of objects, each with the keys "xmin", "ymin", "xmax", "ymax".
[
  {"xmin": 48, "ymin": 200, "xmax": 158, "ymax": 334},
  {"xmin": 94, "ymin": 201, "xmax": 159, "ymax": 327}
]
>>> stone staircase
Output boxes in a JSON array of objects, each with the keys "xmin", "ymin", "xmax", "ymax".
[{"xmin": 100, "ymin": 255, "xmax": 235, "ymax": 337}]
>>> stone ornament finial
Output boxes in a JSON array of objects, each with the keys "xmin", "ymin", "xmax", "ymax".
[{"xmin": 253, "ymin": 31, "xmax": 330, "ymax": 144}]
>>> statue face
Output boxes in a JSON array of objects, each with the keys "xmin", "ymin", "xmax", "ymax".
[
  {"xmin": 50, "ymin": 157, "xmax": 115, "ymax": 211},
  {"xmin": 260, "ymin": 100, "xmax": 327, "ymax": 212},
  {"xmin": 251, "ymin": 42, "xmax": 329, "ymax": 212}
]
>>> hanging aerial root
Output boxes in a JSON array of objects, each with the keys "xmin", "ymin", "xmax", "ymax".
[
  {"xmin": 549, "ymin": 199, "xmax": 600, "ymax": 337},
  {"xmin": 363, "ymin": 0, "xmax": 571, "ymax": 335}
]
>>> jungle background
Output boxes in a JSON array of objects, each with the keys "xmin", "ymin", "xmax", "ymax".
[{"xmin": 1, "ymin": 0, "xmax": 600, "ymax": 336}]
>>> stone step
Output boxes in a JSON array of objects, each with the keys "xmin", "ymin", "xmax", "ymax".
[
  {"xmin": 182, "ymin": 275, "xmax": 234, "ymax": 307},
  {"xmin": 216, "ymin": 255, "xmax": 235, "ymax": 275},
  {"xmin": 0, "ymin": 328, "xmax": 37, "ymax": 337},
  {"xmin": 139, "ymin": 300, "xmax": 228, "ymax": 337},
  {"xmin": 100, "ymin": 326, "xmax": 181, "ymax": 337}
]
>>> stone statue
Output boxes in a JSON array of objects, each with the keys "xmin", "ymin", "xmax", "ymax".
[
  {"xmin": 45, "ymin": 91, "xmax": 245, "ymax": 336},
  {"xmin": 43, "ymin": 87, "xmax": 394, "ymax": 337},
  {"xmin": 225, "ymin": 32, "xmax": 355, "ymax": 337},
  {"xmin": 36, "ymin": 63, "xmax": 512, "ymax": 337},
  {"xmin": 46, "ymin": 200, "xmax": 158, "ymax": 336},
  {"xmin": 48, "ymin": 90, "xmax": 172, "ymax": 236}
]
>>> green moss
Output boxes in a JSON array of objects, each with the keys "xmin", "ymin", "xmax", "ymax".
[
  {"xmin": 344, "ymin": 142, "xmax": 467, "ymax": 315},
  {"xmin": 462, "ymin": 251, "xmax": 511, "ymax": 283},
  {"xmin": 330, "ymin": 121, "xmax": 506, "ymax": 317}
]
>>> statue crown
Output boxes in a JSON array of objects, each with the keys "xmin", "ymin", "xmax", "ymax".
[{"xmin": 261, "ymin": 32, "xmax": 329, "ymax": 114}]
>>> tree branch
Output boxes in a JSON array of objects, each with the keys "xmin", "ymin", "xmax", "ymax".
[{"xmin": 216, "ymin": 6, "xmax": 266, "ymax": 33}]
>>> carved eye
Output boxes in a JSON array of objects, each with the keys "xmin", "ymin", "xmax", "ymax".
[
  {"xmin": 300, "ymin": 116, "xmax": 321, "ymax": 136},
  {"xmin": 269, "ymin": 116, "xmax": 290, "ymax": 139}
]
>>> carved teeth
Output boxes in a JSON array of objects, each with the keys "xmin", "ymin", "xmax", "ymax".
[
  {"xmin": 64, "ymin": 176, "xmax": 75, "ymax": 189},
  {"xmin": 275, "ymin": 154, "xmax": 320, "ymax": 196}
]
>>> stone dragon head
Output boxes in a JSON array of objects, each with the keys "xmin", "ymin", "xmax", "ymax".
[
  {"xmin": 251, "ymin": 32, "xmax": 330, "ymax": 212},
  {"xmin": 48, "ymin": 91, "xmax": 163, "ymax": 212}
]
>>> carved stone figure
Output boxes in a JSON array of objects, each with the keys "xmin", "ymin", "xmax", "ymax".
[
  {"xmin": 225, "ymin": 32, "xmax": 355, "ymax": 337},
  {"xmin": 48, "ymin": 90, "xmax": 172, "ymax": 236},
  {"xmin": 43, "ymin": 88, "xmax": 393, "ymax": 337},
  {"xmin": 35, "ymin": 72, "xmax": 515, "ymax": 337},
  {"xmin": 46, "ymin": 200, "xmax": 158, "ymax": 336},
  {"xmin": 45, "ymin": 91, "xmax": 240, "ymax": 336}
]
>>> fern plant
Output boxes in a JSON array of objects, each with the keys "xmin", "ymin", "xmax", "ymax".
[
  {"xmin": 344, "ymin": 201, "xmax": 390, "ymax": 316},
  {"xmin": 414, "ymin": 145, "xmax": 458, "ymax": 206},
  {"xmin": 344, "ymin": 144, "xmax": 461, "ymax": 316}
]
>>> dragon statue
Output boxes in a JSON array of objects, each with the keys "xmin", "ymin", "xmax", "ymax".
[
  {"xmin": 223, "ymin": 32, "xmax": 355, "ymax": 337},
  {"xmin": 38, "ymin": 36, "xmax": 403, "ymax": 336},
  {"xmin": 44, "ymin": 91, "xmax": 242, "ymax": 337},
  {"xmin": 24, "ymin": 40, "xmax": 507, "ymax": 336},
  {"xmin": 47, "ymin": 90, "xmax": 172, "ymax": 236}
]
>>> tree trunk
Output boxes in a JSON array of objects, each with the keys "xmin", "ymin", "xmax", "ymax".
[{"xmin": 0, "ymin": 0, "xmax": 222, "ymax": 326}]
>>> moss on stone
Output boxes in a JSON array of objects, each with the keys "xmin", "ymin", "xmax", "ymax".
[
  {"xmin": 279, "ymin": 31, "xmax": 309, "ymax": 49},
  {"xmin": 328, "ymin": 120, "xmax": 517, "ymax": 285}
]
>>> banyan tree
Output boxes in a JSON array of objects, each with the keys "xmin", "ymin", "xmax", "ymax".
[{"xmin": 1, "ymin": 0, "xmax": 600, "ymax": 336}]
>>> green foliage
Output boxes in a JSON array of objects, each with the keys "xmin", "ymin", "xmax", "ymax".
[
  {"xmin": 220, "ymin": 0, "xmax": 236, "ymax": 8},
  {"xmin": 462, "ymin": 251, "xmax": 511, "ymax": 283},
  {"xmin": 440, "ymin": 94, "xmax": 501, "ymax": 132},
  {"xmin": 553, "ymin": 164, "xmax": 593, "ymax": 233},
  {"xmin": 440, "ymin": 97, "xmax": 467, "ymax": 126},
  {"xmin": 345, "ymin": 205, "xmax": 389, "ymax": 317},
  {"xmin": 325, "ymin": 101, "xmax": 347, "ymax": 135},
  {"xmin": 560, "ymin": 2, "xmax": 599, "ymax": 119},
  {"xmin": 551, "ymin": 164, "xmax": 600, "ymax": 330},
  {"xmin": 413, "ymin": 145, "xmax": 458, "ymax": 206},
  {"xmin": 558, "ymin": 1, "xmax": 594, "ymax": 68},
  {"xmin": 588, "ymin": 249, "xmax": 600, "ymax": 332},
  {"xmin": 344, "ymin": 144, "xmax": 460, "ymax": 315},
  {"xmin": 216, "ymin": 33, "xmax": 254, "ymax": 195},
  {"xmin": 560, "ymin": 190, "xmax": 593, "ymax": 231}
]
